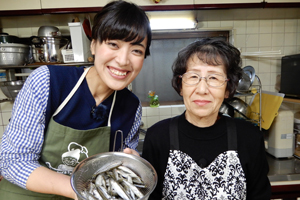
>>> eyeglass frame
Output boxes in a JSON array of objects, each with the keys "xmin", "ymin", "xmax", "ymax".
[{"xmin": 179, "ymin": 72, "xmax": 229, "ymax": 87}]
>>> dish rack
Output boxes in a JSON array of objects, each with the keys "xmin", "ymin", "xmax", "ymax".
[{"xmin": 234, "ymin": 75, "xmax": 262, "ymax": 130}]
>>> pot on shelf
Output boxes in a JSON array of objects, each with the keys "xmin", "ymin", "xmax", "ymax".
[
  {"xmin": 0, "ymin": 43, "xmax": 30, "ymax": 66},
  {"xmin": 31, "ymin": 26, "xmax": 68, "ymax": 63},
  {"xmin": 0, "ymin": 33, "xmax": 22, "ymax": 44}
]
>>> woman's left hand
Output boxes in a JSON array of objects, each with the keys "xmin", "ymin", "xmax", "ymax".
[{"xmin": 123, "ymin": 148, "xmax": 140, "ymax": 156}]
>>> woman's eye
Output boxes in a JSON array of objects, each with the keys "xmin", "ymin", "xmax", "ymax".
[
  {"xmin": 107, "ymin": 42, "xmax": 118, "ymax": 48},
  {"xmin": 132, "ymin": 49, "xmax": 144, "ymax": 56},
  {"xmin": 209, "ymin": 76, "xmax": 218, "ymax": 80}
]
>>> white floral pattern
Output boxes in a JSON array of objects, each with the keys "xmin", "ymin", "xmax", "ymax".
[{"xmin": 162, "ymin": 150, "xmax": 246, "ymax": 200}]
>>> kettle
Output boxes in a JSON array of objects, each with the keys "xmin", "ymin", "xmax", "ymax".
[{"xmin": 31, "ymin": 26, "xmax": 68, "ymax": 63}]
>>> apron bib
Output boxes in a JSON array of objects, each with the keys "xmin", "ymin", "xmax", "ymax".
[
  {"xmin": 0, "ymin": 67, "xmax": 116, "ymax": 200},
  {"xmin": 162, "ymin": 116, "xmax": 247, "ymax": 200}
]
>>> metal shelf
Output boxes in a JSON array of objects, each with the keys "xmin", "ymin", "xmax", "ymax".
[{"xmin": 234, "ymin": 75, "xmax": 262, "ymax": 130}]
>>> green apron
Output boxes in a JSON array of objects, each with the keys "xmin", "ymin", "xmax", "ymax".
[{"xmin": 0, "ymin": 67, "xmax": 116, "ymax": 199}]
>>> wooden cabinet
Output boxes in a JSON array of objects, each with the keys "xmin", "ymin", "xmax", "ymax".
[
  {"xmin": 264, "ymin": 0, "xmax": 300, "ymax": 8},
  {"xmin": 194, "ymin": 0, "xmax": 264, "ymax": 9},
  {"xmin": 0, "ymin": 0, "xmax": 299, "ymax": 16},
  {"xmin": 40, "ymin": 0, "xmax": 111, "ymax": 9},
  {"xmin": 130, "ymin": 0, "xmax": 194, "ymax": 6},
  {"xmin": 0, "ymin": 0, "xmax": 41, "ymax": 11},
  {"xmin": 266, "ymin": 0, "xmax": 300, "ymax": 2},
  {"xmin": 195, "ymin": 0, "xmax": 262, "ymax": 3}
]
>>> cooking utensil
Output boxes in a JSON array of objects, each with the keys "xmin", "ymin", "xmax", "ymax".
[
  {"xmin": 219, "ymin": 101, "xmax": 234, "ymax": 117},
  {"xmin": 237, "ymin": 66, "xmax": 255, "ymax": 93},
  {"xmin": 38, "ymin": 26, "xmax": 61, "ymax": 37},
  {"xmin": 243, "ymin": 66, "xmax": 255, "ymax": 85},
  {"xmin": 31, "ymin": 27, "xmax": 68, "ymax": 63},
  {"xmin": 0, "ymin": 43, "xmax": 30, "ymax": 66},
  {"xmin": 71, "ymin": 152, "xmax": 157, "ymax": 200},
  {"xmin": 0, "ymin": 80, "xmax": 25, "ymax": 100},
  {"xmin": 0, "ymin": 33, "xmax": 22, "ymax": 44},
  {"xmin": 227, "ymin": 97, "xmax": 252, "ymax": 119}
]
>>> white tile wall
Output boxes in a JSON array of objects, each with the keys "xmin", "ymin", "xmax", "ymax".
[{"xmin": 141, "ymin": 105, "xmax": 185, "ymax": 129}]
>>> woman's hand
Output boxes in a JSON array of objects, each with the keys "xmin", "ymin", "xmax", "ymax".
[{"xmin": 123, "ymin": 148, "xmax": 140, "ymax": 156}]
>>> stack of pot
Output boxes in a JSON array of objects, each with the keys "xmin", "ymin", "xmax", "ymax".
[
  {"xmin": 0, "ymin": 33, "xmax": 30, "ymax": 66},
  {"xmin": 31, "ymin": 26, "xmax": 68, "ymax": 63}
]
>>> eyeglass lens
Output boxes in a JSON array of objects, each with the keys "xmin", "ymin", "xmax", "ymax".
[{"xmin": 182, "ymin": 73, "xmax": 227, "ymax": 87}]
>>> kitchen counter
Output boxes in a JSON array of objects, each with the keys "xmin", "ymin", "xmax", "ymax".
[{"xmin": 267, "ymin": 153, "xmax": 300, "ymax": 199}]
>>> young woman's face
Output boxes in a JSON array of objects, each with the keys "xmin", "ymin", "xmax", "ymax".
[
  {"xmin": 181, "ymin": 54, "xmax": 229, "ymax": 126},
  {"xmin": 90, "ymin": 38, "xmax": 147, "ymax": 90}
]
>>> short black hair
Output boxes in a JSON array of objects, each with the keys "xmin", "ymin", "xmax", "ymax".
[
  {"xmin": 92, "ymin": 0, "xmax": 152, "ymax": 58},
  {"xmin": 172, "ymin": 38, "xmax": 242, "ymax": 99}
]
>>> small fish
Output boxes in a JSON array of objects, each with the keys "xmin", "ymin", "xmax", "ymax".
[
  {"xmin": 93, "ymin": 161, "xmax": 123, "ymax": 178},
  {"xmin": 95, "ymin": 174, "xmax": 106, "ymax": 189},
  {"xmin": 117, "ymin": 166, "xmax": 144, "ymax": 184},
  {"xmin": 122, "ymin": 179, "xmax": 144, "ymax": 199},
  {"xmin": 109, "ymin": 178, "xmax": 131, "ymax": 200},
  {"xmin": 96, "ymin": 185, "xmax": 111, "ymax": 200},
  {"xmin": 92, "ymin": 188, "xmax": 104, "ymax": 200}
]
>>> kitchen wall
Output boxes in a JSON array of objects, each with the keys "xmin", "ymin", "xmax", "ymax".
[{"xmin": 0, "ymin": 7, "xmax": 300, "ymax": 137}]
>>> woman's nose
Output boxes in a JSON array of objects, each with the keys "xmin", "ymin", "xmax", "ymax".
[
  {"xmin": 195, "ymin": 78, "xmax": 209, "ymax": 94},
  {"xmin": 116, "ymin": 49, "xmax": 130, "ymax": 66}
]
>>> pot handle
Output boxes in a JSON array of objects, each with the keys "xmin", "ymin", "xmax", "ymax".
[{"xmin": 30, "ymin": 36, "xmax": 43, "ymax": 45}]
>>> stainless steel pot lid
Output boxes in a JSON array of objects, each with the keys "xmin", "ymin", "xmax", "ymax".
[
  {"xmin": 38, "ymin": 26, "xmax": 61, "ymax": 37},
  {"xmin": 243, "ymin": 65, "xmax": 255, "ymax": 85}
]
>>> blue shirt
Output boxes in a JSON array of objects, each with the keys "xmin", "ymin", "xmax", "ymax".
[{"xmin": 0, "ymin": 65, "xmax": 141, "ymax": 189}]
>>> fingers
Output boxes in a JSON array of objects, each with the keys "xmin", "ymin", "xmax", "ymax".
[{"xmin": 123, "ymin": 148, "xmax": 140, "ymax": 157}]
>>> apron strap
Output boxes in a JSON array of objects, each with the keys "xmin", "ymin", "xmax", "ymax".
[
  {"xmin": 225, "ymin": 117, "xmax": 238, "ymax": 150},
  {"xmin": 169, "ymin": 116, "xmax": 180, "ymax": 150},
  {"xmin": 53, "ymin": 67, "xmax": 91, "ymax": 116},
  {"xmin": 107, "ymin": 91, "xmax": 117, "ymax": 127}
]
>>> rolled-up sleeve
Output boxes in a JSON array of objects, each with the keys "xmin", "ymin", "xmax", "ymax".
[{"xmin": 0, "ymin": 65, "xmax": 50, "ymax": 189}]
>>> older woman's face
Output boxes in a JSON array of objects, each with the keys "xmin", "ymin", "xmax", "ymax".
[{"xmin": 181, "ymin": 54, "xmax": 229, "ymax": 127}]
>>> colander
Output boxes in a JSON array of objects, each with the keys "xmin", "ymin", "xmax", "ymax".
[{"xmin": 71, "ymin": 152, "xmax": 157, "ymax": 200}]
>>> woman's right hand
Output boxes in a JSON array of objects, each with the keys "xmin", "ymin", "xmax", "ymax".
[{"xmin": 123, "ymin": 148, "xmax": 140, "ymax": 156}]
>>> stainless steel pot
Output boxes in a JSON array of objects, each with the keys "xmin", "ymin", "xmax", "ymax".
[
  {"xmin": 38, "ymin": 26, "xmax": 61, "ymax": 37},
  {"xmin": 219, "ymin": 101, "xmax": 234, "ymax": 117},
  {"xmin": 0, "ymin": 43, "xmax": 30, "ymax": 66},
  {"xmin": 227, "ymin": 97, "xmax": 252, "ymax": 119},
  {"xmin": 0, "ymin": 33, "xmax": 22, "ymax": 44},
  {"xmin": 31, "ymin": 36, "xmax": 68, "ymax": 63},
  {"xmin": 30, "ymin": 26, "xmax": 67, "ymax": 63},
  {"xmin": 0, "ymin": 80, "xmax": 24, "ymax": 100}
]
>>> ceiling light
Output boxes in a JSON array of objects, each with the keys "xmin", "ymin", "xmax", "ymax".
[{"xmin": 150, "ymin": 18, "xmax": 196, "ymax": 30}]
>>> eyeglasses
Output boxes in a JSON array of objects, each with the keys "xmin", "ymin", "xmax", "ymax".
[{"xmin": 179, "ymin": 72, "xmax": 229, "ymax": 87}]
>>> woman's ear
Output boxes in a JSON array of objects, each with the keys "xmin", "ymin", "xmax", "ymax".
[
  {"xmin": 90, "ymin": 39, "xmax": 96, "ymax": 55},
  {"xmin": 225, "ymin": 90, "xmax": 229, "ymax": 99}
]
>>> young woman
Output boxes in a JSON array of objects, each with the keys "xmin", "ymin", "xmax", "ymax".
[
  {"xmin": 0, "ymin": 1, "xmax": 151, "ymax": 199},
  {"xmin": 142, "ymin": 38, "xmax": 271, "ymax": 199}
]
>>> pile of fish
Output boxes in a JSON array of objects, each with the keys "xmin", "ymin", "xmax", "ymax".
[{"xmin": 79, "ymin": 160, "xmax": 146, "ymax": 200}]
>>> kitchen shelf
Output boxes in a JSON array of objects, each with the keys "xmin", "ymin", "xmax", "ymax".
[
  {"xmin": 234, "ymin": 75, "xmax": 262, "ymax": 130},
  {"xmin": 283, "ymin": 98, "xmax": 300, "ymax": 104},
  {"xmin": 0, "ymin": 62, "xmax": 93, "ymax": 69}
]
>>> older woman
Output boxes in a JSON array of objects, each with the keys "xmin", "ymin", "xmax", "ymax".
[
  {"xmin": 142, "ymin": 38, "xmax": 271, "ymax": 199},
  {"xmin": 0, "ymin": 1, "xmax": 151, "ymax": 199}
]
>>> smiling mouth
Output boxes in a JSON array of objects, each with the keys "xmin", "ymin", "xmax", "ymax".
[{"xmin": 109, "ymin": 67, "xmax": 128, "ymax": 76}]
